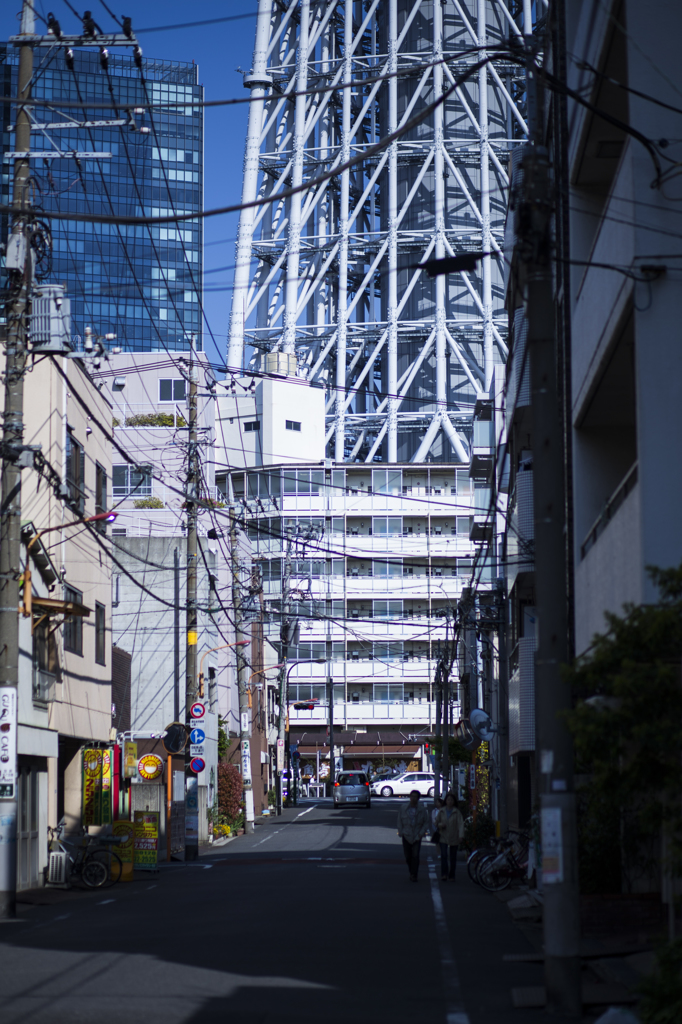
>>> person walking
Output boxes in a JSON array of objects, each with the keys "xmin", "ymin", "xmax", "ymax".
[
  {"xmin": 436, "ymin": 791, "xmax": 464, "ymax": 882},
  {"xmin": 431, "ymin": 796, "xmax": 444, "ymax": 835},
  {"xmin": 397, "ymin": 790, "xmax": 429, "ymax": 882}
]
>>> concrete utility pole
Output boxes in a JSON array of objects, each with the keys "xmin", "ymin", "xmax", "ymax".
[
  {"xmin": 174, "ymin": 547, "xmax": 180, "ymax": 721},
  {"xmin": 495, "ymin": 578, "xmax": 509, "ymax": 835},
  {"xmin": 229, "ymin": 508, "xmax": 254, "ymax": 833},
  {"xmin": 522, "ymin": 51, "xmax": 581, "ymax": 1017},
  {"xmin": 0, "ymin": 0, "xmax": 33, "ymax": 920},
  {"xmin": 275, "ymin": 528, "xmax": 294, "ymax": 814},
  {"xmin": 185, "ymin": 354, "xmax": 199, "ymax": 861}
]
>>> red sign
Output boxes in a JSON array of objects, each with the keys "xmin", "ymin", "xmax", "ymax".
[{"xmin": 190, "ymin": 757, "xmax": 205, "ymax": 774}]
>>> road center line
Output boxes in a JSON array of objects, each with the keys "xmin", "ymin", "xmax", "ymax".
[
  {"xmin": 253, "ymin": 804, "xmax": 317, "ymax": 846},
  {"xmin": 428, "ymin": 862, "xmax": 470, "ymax": 1024}
]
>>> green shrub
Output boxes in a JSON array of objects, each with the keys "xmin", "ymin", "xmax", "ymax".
[
  {"xmin": 125, "ymin": 412, "xmax": 186, "ymax": 427},
  {"xmin": 133, "ymin": 496, "xmax": 164, "ymax": 509},
  {"xmin": 217, "ymin": 762, "xmax": 243, "ymax": 824}
]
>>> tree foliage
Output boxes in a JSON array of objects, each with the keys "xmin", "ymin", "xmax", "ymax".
[
  {"xmin": 217, "ymin": 762, "xmax": 243, "ymax": 824},
  {"xmin": 564, "ymin": 566, "xmax": 682, "ymax": 888}
]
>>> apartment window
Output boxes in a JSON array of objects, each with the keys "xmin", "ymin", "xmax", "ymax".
[
  {"xmin": 286, "ymin": 420, "xmax": 301, "ymax": 432},
  {"xmin": 373, "ymin": 600, "xmax": 403, "ymax": 619},
  {"xmin": 159, "ymin": 378, "xmax": 186, "ymax": 402},
  {"xmin": 95, "ymin": 463, "xmax": 107, "ymax": 533},
  {"xmin": 112, "ymin": 464, "xmax": 152, "ymax": 498},
  {"xmin": 244, "ymin": 421, "xmax": 260, "ymax": 432},
  {"xmin": 32, "ymin": 619, "xmax": 58, "ymax": 703},
  {"xmin": 65, "ymin": 429, "xmax": 85, "ymax": 514},
  {"xmin": 372, "ymin": 517, "xmax": 402, "ymax": 536},
  {"xmin": 63, "ymin": 585, "xmax": 83, "ymax": 656},
  {"xmin": 375, "ymin": 560, "xmax": 402, "ymax": 577},
  {"xmin": 95, "ymin": 602, "xmax": 106, "ymax": 666},
  {"xmin": 282, "ymin": 469, "xmax": 324, "ymax": 496}
]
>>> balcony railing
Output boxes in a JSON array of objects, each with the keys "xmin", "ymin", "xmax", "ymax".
[{"xmin": 289, "ymin": 700, "xmax": 443, "ymax": 724}]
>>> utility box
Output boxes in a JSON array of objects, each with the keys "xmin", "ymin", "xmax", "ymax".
[{"xmin": 30, "ymin": 284, "xmax": 72, "ymax": 353}]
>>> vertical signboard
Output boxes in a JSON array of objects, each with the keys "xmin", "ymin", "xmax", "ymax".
[
  {"xmin": 185, "ymin": 774, "xmax": 199, "ymax": 845},
  {"xmin": 82, "ymin": 748, "xmax": 114, "ymax": 826},
  {"xmin": 134, "ymin": 810, "xmax": 160, "ymax": 870},
  {"xmin": 123, "ymin": 741, "xmax": 138, "ymax": 779},
  {"xmin": 112, "ymin": 820, "xmax": 135, "ymax": 881},
  {"xmin": 541, "ymin": 807, "xmax": 564, "ymax": 884},
  {"xmin": 0, "ymin": 688, "xmax": 17, "ymax": 799},
  {"xmin": 276, "ymin": 738, "xmax": 285, "ymax": 772}
]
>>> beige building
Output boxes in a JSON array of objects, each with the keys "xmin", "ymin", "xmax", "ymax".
[{"xmin": 13, "ymin": 353, "xmax": 112, "ymax": 890}]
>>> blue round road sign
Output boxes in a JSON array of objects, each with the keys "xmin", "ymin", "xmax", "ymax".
[
  {"xmin": 189, "ymin": 728, "xmax": 206, "ymax": 745},
  {"xmin": 190, "ymin": 757, "xmax": 205, "ymax": 774}
]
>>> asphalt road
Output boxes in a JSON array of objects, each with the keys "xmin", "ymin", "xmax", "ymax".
[{"xmin": 1, "ymin": 799, "xmax": 560, "ymax": 1024}]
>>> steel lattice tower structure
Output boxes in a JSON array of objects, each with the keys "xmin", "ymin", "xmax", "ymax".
[{"xmin": 228, "ymin": 0, "xmax": 528, "ymax": 464}]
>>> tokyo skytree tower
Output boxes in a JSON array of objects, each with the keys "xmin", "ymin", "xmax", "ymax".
[{"xmin": 228, "ymin": 0, "xmax": 528, "ymax": 464}]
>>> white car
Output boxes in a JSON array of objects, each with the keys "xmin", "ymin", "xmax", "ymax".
[{"xmin": 371, "ymin": 771, "xmax": 435, "ymax": 798}]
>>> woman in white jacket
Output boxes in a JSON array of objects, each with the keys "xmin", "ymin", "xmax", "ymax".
[{"xmin": 435, "ymin": 792, "xmax": 464, "ymax": 881}]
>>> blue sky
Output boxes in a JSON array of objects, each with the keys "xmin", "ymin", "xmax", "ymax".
[{"xmin": 1, "ymin": 2, "xmax": 260, "ymax": 365}]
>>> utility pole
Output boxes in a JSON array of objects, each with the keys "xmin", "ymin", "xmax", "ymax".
[
  {"xmin": 495, "ymin": 578, "xmax": 509, "ymax": 835},
  {"xmin": 441, "ymin": 662, "xmax": 450, "ymax": 795},
  {"xmin": 229, "ymin": 507, "xmax": 255, "ymax": 833},
  {"xmin": 174, "ymin": 547, "xmax": 180, "ymax": 722},
  {"xmin": 521, "ymin": 46, "xmax": 581, "ymax": 1017},
  {"xmin": 276, "ymin": 528, "xmax": 294, "ymax": 814},
  {"xmin": 434, "ymin": 665, "xmax": 442, "ymax": 798},
  {"xmin": 0, "ymin": 0, "xmax": 33, "ymax": 920},
  {"xmin": 184, "ymin": 353, "xmax": 199, "ymax": 861}
]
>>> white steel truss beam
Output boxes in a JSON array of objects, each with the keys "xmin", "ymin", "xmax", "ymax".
[{"xmin": 228, "ymin": 0, "xmax": 520, "ymax": 461}]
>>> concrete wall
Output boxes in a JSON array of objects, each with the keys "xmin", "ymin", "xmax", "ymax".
[{"xmin": 568, "ymin": 0, "xmax": 682, "ymax": 650}]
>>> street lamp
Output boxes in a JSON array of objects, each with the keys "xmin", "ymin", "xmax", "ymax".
[
  {"xmin": 282, "ymin": 658, "xmax": 326, "ymax": 808},
  {"xmin": 197, "ymin": 639, "xmax": 250, "ymax": 698},
  {"xmin": 22, "ymin": 510, "xmax": 118, "ymax": 619}
]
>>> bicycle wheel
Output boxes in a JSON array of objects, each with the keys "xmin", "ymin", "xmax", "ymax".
[
  {"xmin": 478, "ymin": 854, "xmax": 512, "ymax": 892},
  {"xmin": 81, "ymin": 857, "xmax": 108, "ymax": 888},
  {"xmin": 467, "ymin": 849, "xmax": 488, "ymax": 885},
  {"xmin": 90, "ymin": 849, "xmax": 123, "ymax": 887}
]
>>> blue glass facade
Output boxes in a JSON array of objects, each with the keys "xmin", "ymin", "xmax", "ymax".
[{"xmin": 1, "ymin": 46, "xmax": 203, "ymax": 352}]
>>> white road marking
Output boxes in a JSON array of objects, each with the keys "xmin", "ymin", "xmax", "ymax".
[
  {"xmin": 428, "ymin": 861, "xmax": 470, "ymax": 1024},
  {"xmin": 97, "ymin": 899, "xmax": 116, "ymax": 905},
  {"xmin": 253, "ymin": 804, "xmax": 317, "ymax": 847},
  {"xmin": 146, "ymin": 885, "xmax": 157, "ymax": 890}
]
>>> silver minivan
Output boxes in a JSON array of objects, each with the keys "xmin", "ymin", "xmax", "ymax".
[{"xmin": 333, "ymin": 771, "xmax": 371, "ymax": 808}]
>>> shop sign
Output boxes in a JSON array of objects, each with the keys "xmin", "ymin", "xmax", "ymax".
[
  {"xmin": 137, "ymin": 753, "xmax": 164, "ymax": 782},
  {"xmin": 0, "ymin": 688, "xmax": 17, "ymax": 799},
  {"xmin": 123, "ymin": 741, "xmax": 138, "ymax": 778},
  {"xmin": 82, "ymin": 748, "xmax": 113, "ymax": 826},
  {"xmin": 112, "ymin": 820, "xmax": 135, "ymax": 881},
  {"xmin": 134, "ymin": 810, "xmax": 159, "ymax": 870},
  {"xmin": 541, "ymin": 807, "xmax": 564, "ymax": 885},
  {"xmin": 276, "ymin": 738, "xmax": 284, "ymax": 771}
]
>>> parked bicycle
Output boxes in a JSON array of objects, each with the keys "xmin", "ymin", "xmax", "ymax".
[
  {"xmin": 475, "ymin": 829, "xmax": 530, "ymax": 891},
  {"xmin": 467, "ymin": 828, "xmax": 529, "ymax": 887},
  {"xmin": 48, "ymin": 825, "xmax": 123, "ymax": 888}
]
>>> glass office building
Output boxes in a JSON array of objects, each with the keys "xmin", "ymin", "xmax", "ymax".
[{"xmin": 1, "ymin": 46, "xmax": 203, "ymax": 352}]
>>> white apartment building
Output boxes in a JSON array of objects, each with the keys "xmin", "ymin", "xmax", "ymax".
[
  {"xmin": 216, "ymin": 378, "xmax": 497, "ymax": 777},
  {"xmin": 94, "ymin": 354, "xmax": 233, "ymax": 840}
]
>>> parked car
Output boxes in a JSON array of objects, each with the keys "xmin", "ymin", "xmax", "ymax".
[
  {"xmin": 371, "ymin": 771, "xmax": 435, "ymax": 798},
  {"xmin": 333, "ymin": 771, "xmax": 371, "ymax": 808}
]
